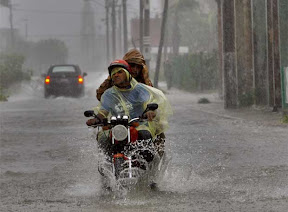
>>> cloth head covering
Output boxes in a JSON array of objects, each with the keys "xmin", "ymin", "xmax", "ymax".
[
  {"xmin": 96, "ymin": 49, "xmax": 153, "ymax": 101},
  {"xmin": 122, "ymin": 49, "xmax": 152, "ymax": 86},
  {"xmin": 123, "ymin": 48, "xmax": 146, "ymax": 65}
]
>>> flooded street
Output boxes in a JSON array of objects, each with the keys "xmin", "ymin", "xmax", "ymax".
[{"xmin": 1, "ymin": 74, "xmax": 288, "ymax": 211}]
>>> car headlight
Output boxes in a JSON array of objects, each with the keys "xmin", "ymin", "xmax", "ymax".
[{"xmin": 112, "ymin": 125, "xmax": 128, "ymax": 141}]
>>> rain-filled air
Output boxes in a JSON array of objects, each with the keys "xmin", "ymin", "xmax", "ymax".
[{"xmin": 1, "ymin": 0, "xmax": 288, "ymax": 211}]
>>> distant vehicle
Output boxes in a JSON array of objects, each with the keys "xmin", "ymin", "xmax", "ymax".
[{"xmin": 43, "ymin": 64, "xmax": 87, "ymax": 98}]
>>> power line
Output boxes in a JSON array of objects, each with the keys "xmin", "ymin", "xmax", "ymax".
[
  {"xmin": 27, "ymin": 33, "xmax": 104, "ymax": 38},
  {"xmin": 14, "ymin": 7, "xmax": 136, "ymax": 16},
  {"xmin": 13, "ymin": 4, "xmax": 136, "ymax": 15},
  {"xmin": 14, "ymin": 8, "xmax": 83, "ymax": 14}
]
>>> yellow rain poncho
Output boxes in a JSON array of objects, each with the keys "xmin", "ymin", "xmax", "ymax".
[{"xmin": 94, "ymin": 78, "xmax": 172, "ymax": 137}]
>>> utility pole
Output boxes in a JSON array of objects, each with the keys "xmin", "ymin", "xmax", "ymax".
[
  {"xmin": 111, "ymin": 0, "xmax": 116, "ymax": 59},
  {"xmin": 154, "ymin": 0, "xmax": 169, "ymax": 88},
  {"xmin": 267, "ymin": 0, "xmax": 281, "ymax": 109},
  {"xmin": 0, "ymin": 0, "xmax": 14, "ymax": 50},
  {"xmin": 122, "ymin": 0, "xmax": 128, "ymax": 53},
  {"xmin": 105, "ymin": 1, "xmax": 110, "ymax": 64},
  {"xmin": 172, "ymin": 4, "xmax": 180, "ymax": 57},
  {"xmin": 118, "ymin": 5, "xmax": 122, "ymax": 56},
  {"xmin": 139, "ymin": 0, "xmax": 144, "ymax": 53},
  {"xmin": 223, "ymin": 0, "xmax": 237, "ymax": 108},
  {"xmin": 23, "ymin": 18, "xmax": 28, "ymax": 40},
  {"xmin": 143, "ymin": 0, "xmax": 151, "ymax": 69},
  {"xmin": 81, "ymin": 0, "xmax": 96, "ymax": 70},
  {"xmin": 234, "ymin": 0, "xmax": 253, "ymax": 106},
  {"xmin": 216, "ymin": 0, "xmax": 223, "ymax": 99},
  {"xmin": 8, "ymin": 2, "xmax": 14, "ymax": 50}
]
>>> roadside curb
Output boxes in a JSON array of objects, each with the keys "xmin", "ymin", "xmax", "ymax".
[
  {"xmin": 195, "ymin": 102, "xmax": 287, "ymax": 127},
  {"xmin": 164, "ymin": 88, "xmax": 286, "ymax": 127}
]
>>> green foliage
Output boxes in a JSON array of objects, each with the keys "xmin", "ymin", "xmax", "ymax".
[
  {"xmin": 0, "ymin": 53, "xmax": 30, "ymax": 101},
  {"xmin": 0, "ymin": 87, "xmax": 8, "ymax": 101},
  {"xmin": 279, "ymin": 0, "xmax": 288, "ymax": 67},
  {"xmin": 281, "ymin": 114, "xmax": 288, "ymax": 124},
  {"xmin": 32, "ymin": 39, "xmax": 68, "ymax": 69},
  {"xmin": 7, "ymin": 38, "xmax": 68, "ymax": 75},
  {"xmin": 167, "ymin": 0, "xmax": 217, "ymax": 52},
  {"xmin": 238, "ymin": 91, "xmax": 255, "ymax": 107},
  {"xmin": 166, "ymin": 51, "xmax": 218, "ymax": 92},
  {"xmin": 0, "ymin": 53, "xmax": 25, "ymax": 89}
]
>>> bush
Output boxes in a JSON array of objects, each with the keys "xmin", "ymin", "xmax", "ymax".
[
  {"xmin": 0, "ymin": 53, "xmax": 28, "ymax": 101},
  {"xmin": 0, "ymin": 53, "xmax": 25, "ymax": 88},
  {"xmin": 239, "ymin": 91, "xmax": 255, "ymax": 107},
  {"xmin": 166, "ymin": 50, "xmax": 218, "ymax": 92},
  {"xmin": 281, "ymin": 114, "xmax": 288, "ymax": 124},
  {"xmin": 198, "ymin": 97, "xmax": 210, "ymax": 104},
  {"xmin": 0, "ymin": 87, "xmax": 8, "ymax": 101}
]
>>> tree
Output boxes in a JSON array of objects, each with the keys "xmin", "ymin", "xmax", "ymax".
[
  {"xmin": 154, "ymin": 0, "xmax": 169, "ymax": 88},
  {"xmin": 279, "ymin": 0, "xmax": 288, "ymax": 67},
  {"xmin": 168, "ymin": 0, "xmax": 200, "ymax": 55},
  {"xmin": 0, "ymin": 53, "xmax": 25, "ymax": 89},
  {"xmin": 32, "ymin": 39, "xmax": 68, "ymax": 70},
  {"xmin": 0, "ymin": 0, "xmax": 10, "ymax": 7}
]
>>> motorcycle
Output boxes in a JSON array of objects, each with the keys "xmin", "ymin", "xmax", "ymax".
[{"xmin": 84, "ymin": 103, "xmax": 165, "ymax": 191}]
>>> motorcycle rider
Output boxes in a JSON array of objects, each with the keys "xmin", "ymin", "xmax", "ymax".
[
  {"xmin": 87, "ymin": 60, "xmax": 172, "ymax": 156},
  {"xmin": 96, "ymin": 49, "xmax": 166, "ymax": 155}
]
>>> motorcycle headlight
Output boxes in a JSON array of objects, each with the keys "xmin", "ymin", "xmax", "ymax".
[{"xmin": 112, "ymin": 125, "xmax": 128, "ymax": 141}]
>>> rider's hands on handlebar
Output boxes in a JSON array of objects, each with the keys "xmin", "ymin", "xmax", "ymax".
[
  {"xmin": 86, "ymin": 113, "xmax": 105, "ymax": 126},
  {"xmin": 144, "ymin": 111, "xmax": 156, "ymax": 121},
  {"xmin": 86, "ymin": 118, "xmax": 100, "ymax": 126}
]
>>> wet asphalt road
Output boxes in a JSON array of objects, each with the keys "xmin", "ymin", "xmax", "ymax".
[{"xmin": 1, "ymin": 77, "xmax": 288, "ymax": 211}]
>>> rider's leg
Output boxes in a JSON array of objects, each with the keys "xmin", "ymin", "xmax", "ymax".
[
  {"xmin": 154, "ymin": 132, "xmax": 165, "ymax": 157},
  {"xmin": 97, "ymin": 130, "xmax": 112, "ymax": 155},
  {"xmin": 137, "ymin": 130, "xmax": 152, "ymax": 140},
  {"xmin": 137, "ymin": 130, "xmax": 154, "ymax": 162}
]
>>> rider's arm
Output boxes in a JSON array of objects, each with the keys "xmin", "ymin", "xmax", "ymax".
[{"xmin": 96, "ymin": 76, "xmax": 112, "ymax": 101}]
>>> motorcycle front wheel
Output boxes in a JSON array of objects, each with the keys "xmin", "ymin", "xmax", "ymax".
[{"xmin": 114, "ymin": 157, "xmax": 124, "ymax": 180}]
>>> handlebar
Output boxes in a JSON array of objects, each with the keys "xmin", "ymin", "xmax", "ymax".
[
  {"xmin": 86, "ymin": 116, "xmax": 144, "ymax": 128},
  {"xmin": 84, "ymin": 103, "xmax": 158, "ymax": 128}
]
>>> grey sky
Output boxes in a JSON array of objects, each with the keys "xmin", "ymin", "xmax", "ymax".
[
  {"xmin": 1, "ymin": 0, "xmax": 161, "ymax": 67},
  {"xmin": 1, "ymin": 0, "xmax": 161, "ymax": 42}
]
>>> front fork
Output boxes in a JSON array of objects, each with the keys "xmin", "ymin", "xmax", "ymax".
[
  {"xmin": 113, "ymin": 153, "xmax": 132, "ymax": 179},
  {"xmin": 112, "ymin": 126, "xmax": 132, "ymax": 179}
]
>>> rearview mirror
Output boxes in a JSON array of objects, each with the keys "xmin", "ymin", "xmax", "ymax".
[
  {"xmin": 141, "ymin": 103, "xmax": 158, "ymax": 118},
  {"xmin": 83, "ymin": 72, "xmax": 87, "ymax": 77},
  {"xmin": 147, "ymin": 103, "xmax": 158, "ymax": 111},
  {"xmin": 84, "ymin": 110, "xmax": 95, "ymax": 117}
]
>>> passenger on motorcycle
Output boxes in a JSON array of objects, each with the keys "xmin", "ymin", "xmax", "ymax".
[
  {"xmin": 87, "ymin": 60, "xmax": 172, "ymax": 156},
  {"xmin": 96, "ymin": 49, "xmax": 152, "ymax": 101}
]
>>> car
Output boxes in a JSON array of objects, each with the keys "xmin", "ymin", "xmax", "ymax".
[{"xmin": 43, "ymin": 64, "xmax": 87, "ymax": 98}]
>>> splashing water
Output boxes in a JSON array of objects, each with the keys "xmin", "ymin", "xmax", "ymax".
[{"xmin": 96, "ymin": 138, "xmax": 170, "ymax": 195}]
